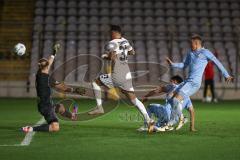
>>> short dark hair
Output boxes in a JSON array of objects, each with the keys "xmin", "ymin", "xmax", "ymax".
[
  {"xmin": 191, "ymin": 34, "xmax": 202, "ymax": 42},
  {"xmin": 110, "ymin": 25, "xmax": 122, "ymax": 34},
  {"xmin": 171, "ymin": 75, "xmax": 183, "ymax": 84}
]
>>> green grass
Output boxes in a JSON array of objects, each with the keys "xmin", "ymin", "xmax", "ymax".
[{"xmin": 0, "ymin": 98, "xmax": 240, "ymax": 160}]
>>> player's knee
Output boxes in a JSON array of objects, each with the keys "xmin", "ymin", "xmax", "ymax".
[
  {"xmin": 94, "ymin": 79, "xmax": 101, "ymax": 86},
  {"xmin": 130, "ymin": 97, "xmax": 138, "ymax": 106},
  {"xmin": 50, "ymin": 123, "xmax": 60, "ymax": 132},
  {"xmin": 124, "ymin": 91, "xmax": 136, "ymax": 101},
  {"xmin": 175, "ymin": 94, "xmax": 183, "ymax": 100}
]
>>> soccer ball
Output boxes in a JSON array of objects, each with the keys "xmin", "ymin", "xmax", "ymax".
[{"xmin": 14, "ymin": 43, "xmax": 26, "ymax": 56}]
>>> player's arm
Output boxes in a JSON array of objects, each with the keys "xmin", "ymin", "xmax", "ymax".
[
  {"xmin": 206, "ymin": 51, "xmax": 234, "ymax": 82},
  {"xmin": 126, "ymin": 41, "xmax": 135, "ymax": 55},
  {"xmin": 166, "ymin": 53, "xmax": 190, "ymax": 69},
  {"xmin": 54, "ymin": 83, "xmax": 85, "ymax": 95},
  {"xmin": 102, "ymin": 42, "xmax": 117, "ymax": 61},
  {"xmin": 142, "ymin": 85, "xmax": 167, "ymax": 102},
  {"xmin": 47, "ymin": 55, "xmax": 55, "ymax": 71},
  {"xmin": 128, "ymin": 49, "xmax": 135, "ymax": 55},
  {"xmin": 101, "ymin": 51, "xmax": 116, "ymax": 61},
  {"xmin": 46, "ymin": 44, "xmax": 60, "ymax": 72}
]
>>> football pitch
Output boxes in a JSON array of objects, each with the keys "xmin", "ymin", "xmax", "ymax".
[{"xmin": 0, "ymin": 98, "xmax": 240, "ymax": 160}]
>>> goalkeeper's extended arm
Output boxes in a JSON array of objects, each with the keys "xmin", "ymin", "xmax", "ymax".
[{"xmin": 48, "ymin": 44, "xmax": 60, "ymax": 69}]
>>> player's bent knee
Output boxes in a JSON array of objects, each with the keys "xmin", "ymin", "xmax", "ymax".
[
  {"xmin": 130, "ymin": 97, "xmax": 138, "ymax": 106},
  {"xmin": 94, "ymin": 78, "xmax": 102, "ymax": 86},
  {"xmin": 50, "ymin": 122, "xmax": 60, "ymax": 132},
  {"xmin": 122, "ymin": 90, "xmax": 136, "ymax": 100}
]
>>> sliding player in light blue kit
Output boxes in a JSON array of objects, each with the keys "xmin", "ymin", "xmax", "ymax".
[
  {"xmin": 139, "ymin": 75, "xmax": 196, "ymax": 132},
  {"xmin": 166, "ymin": 34, "xmax": 234, "ymax": 129}
]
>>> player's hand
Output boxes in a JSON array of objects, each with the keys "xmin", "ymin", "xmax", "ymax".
[
  {"xmin": 74, "ymin": 87, "xmax": 86, "ymax": 95},
  {"xmin": 166, "ymin": 57, "xmax": 173, "ymax": 65},
  {"xmin": 101, "ymin": 54, "xmax": 109, "ymax": 59},
  {"xmin": 142, "ymin": 97, "xmax": 148, "ymax": 103},
  {"xmin": 53, "ymin": 43, "xmax": 60, "ymax": 56},
  {"xmin": 225, "ymin": 76, "xmax": 234, "ymax": 83}
]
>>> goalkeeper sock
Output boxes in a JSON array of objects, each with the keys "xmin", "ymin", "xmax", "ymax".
[
  {"xmin": 33, "ymin": 124, "xmax": 49, "ymax": 132},
  {"xmin": 131, "ymin": 98, "xmax": 151, "ymax": 123},
  {"xmin": 92, "ymin": 81, "xmax": 102, "ymax": 108}
]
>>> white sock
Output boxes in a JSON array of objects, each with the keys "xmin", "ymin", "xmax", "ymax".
[
  {"xmin": 92, "ymin": 81, "xmax": 102, "ymax": 108},
  {"xmin": 131, "ymin": 98, "xmax": 151, "ymax": 123}
]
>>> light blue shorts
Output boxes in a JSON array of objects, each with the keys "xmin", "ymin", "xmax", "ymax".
[{"xmin": 175, "ymin": 80, "xmax": 201, "ymax": 97}]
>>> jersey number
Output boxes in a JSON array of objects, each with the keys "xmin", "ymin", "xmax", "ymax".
[{"xmin": 119, "ymin": 45, "xmax": 128, "ymax": 61}]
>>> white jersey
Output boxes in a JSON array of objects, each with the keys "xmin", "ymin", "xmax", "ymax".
[{"xmin": 100, "ymin": 37, "xmax": 134, "ymax": 91}]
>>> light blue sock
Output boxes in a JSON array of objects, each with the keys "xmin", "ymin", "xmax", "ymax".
[{"xmin": 172, "ymin": 97, "xmax": 183, "ymax": 118}]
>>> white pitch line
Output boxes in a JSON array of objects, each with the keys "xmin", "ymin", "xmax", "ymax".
[
  {"xmin": 0, "ymin": 117, "xmax": 45, "ymax": 147},
  {"xmin": 20, "ymin": 117, "xmax": 45, "ymax": 146}
]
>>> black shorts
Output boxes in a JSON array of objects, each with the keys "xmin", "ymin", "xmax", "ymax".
[{"xmin": 38, "ymin": 103, "xmax": 58, "ymax": 124}]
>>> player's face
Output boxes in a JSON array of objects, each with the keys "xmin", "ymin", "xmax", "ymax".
[
  {"xmin": 191, "ymin": 39, "xmax": 201, "ymax": 51},
  {"xmin": 110, "ymin": 31, "xmax": 121, "ymax": 39},
  {"xmin": 170, "ymin": 79, "xmax": 178, "ymax": 85}
]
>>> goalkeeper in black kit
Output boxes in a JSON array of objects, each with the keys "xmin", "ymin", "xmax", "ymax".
[{"xmin": 21, "ymin": 44, "xmax": 85, "ymax": 133}]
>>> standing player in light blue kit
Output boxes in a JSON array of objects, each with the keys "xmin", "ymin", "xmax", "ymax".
[{"xmin": 166, "ymin": 34, "xmax": 234, "ymax": 128}]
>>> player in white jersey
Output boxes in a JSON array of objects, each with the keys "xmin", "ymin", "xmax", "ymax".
[{"xmin": 88, "ymin": 25, "xmax": 154, "ymax": 132}]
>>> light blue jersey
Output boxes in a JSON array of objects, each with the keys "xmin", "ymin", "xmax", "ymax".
[{"xmin": 171, "ymin": 48, "xmax": 230, "ymax": 97}]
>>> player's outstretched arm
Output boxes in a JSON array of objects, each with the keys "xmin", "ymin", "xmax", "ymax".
[
  {"xmin": 47, "ymin": 44, "xmax": 60, "ymax": 72},
  {"xmin": 142, "ymin": 86, "xmax": 166, "ymax": 102},
  {"xmin": 189, "ymin": 106, "xmax": 197, "ymax": 132},
  {"xmin": 54, "ymin": 83, "xmax": 86, "ymax": 95},
  {"xmin": 166, "ymin": 54, "xmax": 190, "ymax": 69},
  {"xmin": 206, "ymin": 51, "xmax": 234, "ymax": 83},
  {"xmin": 166, "ymin": 57, "xmax": 173, "ymax": 65}
]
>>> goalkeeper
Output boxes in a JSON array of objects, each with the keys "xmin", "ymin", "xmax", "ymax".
[{"xmin": 21, "ymin": 44, "xmax": 85, "ymax": 133}]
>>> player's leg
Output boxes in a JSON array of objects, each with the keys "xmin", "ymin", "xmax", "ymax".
[
  {"xmin": 171, "ymin": 93, "xmax": 184, "ymax": 117},
  {"xmin": 171, "ymin": 81, "xmax": 200, "ymax": 117},
  {"xmin": 148, "ymin": 104, "xmax": 173, "ymax": 132},
  {"xmin": 88, "ymin": 75, "xmax": 112, "ymax": 115},
  {"xmin": 121, "ymin": 89, "xmax": 154, "ymax": 132},
  {"xmin": 172, "ymin": 82, "xmax": 200, "ymax": 130},
  {"xmin": 35, "ymin": 106, "xmax": 59, "ymax": 132},
  {"xmin": 29, "ymin": 122, "xmax": 59, "ymax": 132},
  {"xmin": 22, "ymin": 105, "xmax": 59, "ymax": 133},
  {"xmin": 137, "ymin": 104, "xmax": 154, "ymax": 131}
]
